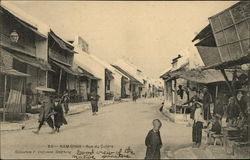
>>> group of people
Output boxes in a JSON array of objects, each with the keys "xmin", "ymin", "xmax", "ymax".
[
  {"xmin": 33, "ymin": 88, "xmax": 101, "ymax": 134},
  {"xmin": 33, "ymin": 90, "xmax": 70, "ymax": 134},
  {"xmin": 182, "ymin": 85, "xmax": 250, "ymax": 148}
]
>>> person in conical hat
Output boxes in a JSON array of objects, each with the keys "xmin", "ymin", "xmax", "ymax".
[{"xmin": 33, "ymin": 87, "xmax": 56, "ymax": 134}]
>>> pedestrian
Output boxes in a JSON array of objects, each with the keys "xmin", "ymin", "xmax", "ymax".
[
  {"xmin": 159, "ymin": 102, "xmax": 164, "ymax": 112},
  {"xmin": 132, "ymin": 92, "xmax": 137, "ymax": 102},
  {"xmin": 202, "ymin": 86, "xmax": 212, "ymax": 124},
  {"xmin": 90, "ymin": 92, "xmax": 100, "ymax": 116},
  {"xmin": 177, "ymin": 85, "xmax": 184, "ymax": 99},
  {"xmin": 62, "ymin": 91, "xmax": 70, "ymax": 114},
  {"xmin": 26, "ymin": 83, "xmax": 34, "ymax": 112},
  {"xmin": 145, "ymin": 119, "xmax": 162, "ymax": 160},
  {"xmin": 33, "ymin": 88, "xmax": 56, "ymax": 134},
  {"xmin": 192, "ymin": 101, "xmax": 204, "ymax": 148},
  {"xmin": 182, "ymin": 90, "xmax": 202, "ymax": 127},
  {"xmin": 53, "ymin": 96, "xmax": 67, "ymax": 133}
]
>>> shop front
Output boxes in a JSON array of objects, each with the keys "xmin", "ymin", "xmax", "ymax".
[
  {"xmin": 0, "ymin": 6, "xmax": 50, "ymax": 113},
  {"xmin": 47, "ymin": 30, "xmax": 77, "ymax": 96},
  {"xmin": 105, "ymin": 69, "xmax": 114, "ymax": 100}
]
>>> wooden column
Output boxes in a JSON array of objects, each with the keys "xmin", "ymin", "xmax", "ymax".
[
  {"xmin": 58, "ymin": 69, "xmax": 62, "ymax": 95},
  {"xmin": 215, "ymin": 85, "xmax": 219, "ymax": 98},
  {"xmin": 3, "ymin": 75, "xmax": 7, "ymax": 122},
  {"xmin": 174, "ymin": 78, "xmax": 177, "ymax": 114},
  {"xmin": 67, "ymin": 73, "xmax": 70, "ymax": 101},
  {"xmin": 45, "ymin": 71, "xmax": 48, "ymax": 88},
  {"xmin": 78, "ymin": 76, "xmax": 81, "ymax": 102},
  {"xmin": 220, "ymin": 69, "xmax": 234, "ymax": 94},
  {"xmin": 248, "ymin": 69, "xmax": 250, "ymax": 89}
]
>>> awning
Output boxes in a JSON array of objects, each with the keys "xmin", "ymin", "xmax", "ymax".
[
  {"xmin": 1, "ymin": 7, "xmax": 46, "ymax": 38},
  {"xmin": 202, "ymin": 55, "xmax": 250, "ymax": 70},
  {"xmin": 112, "ymin": 65, "xmax": 143, "ymax": 85},
  {"xmin": 195, "ymin": 2, "xmax": 250, "ymax": 70},
  {"xmin": 179, "ymin": 69, "xmax": 233, "ymax": 84},
  {"xmin": 122, "ymin": 76, "xmax": 129, "ymax": 82},
  {"xmin": 78, "ymin": 66, "xmax": 101, "ymax": 80},
  {"xmin": 1, "ymin": 48, "xmax": 52, "ymax": 71},
  {"xmin": 0, "ymin": 67, "xmax": 30, "ymax": 77},
  {"xmin": 50, "ymin": 59, "xmax": 78, "ymax": 75},
  {"xmin": 49, "ymin": 31, "xmax": 75, "ymax": 54},
  {"xmin": 192, "ymin": 24, "xmax": 213, "ymax": 42},
  {"xmin": 105, "ymin": 69, "xmax": 114, "ymax": 80},
  {"xmin": 160, "ymin": 62, "xmax": 188, "ymax": 80}
]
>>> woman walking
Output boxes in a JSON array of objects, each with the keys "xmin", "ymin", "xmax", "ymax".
[{"xmin": 54, "ymin": 96, "xmax": 67, "ymax": 133}]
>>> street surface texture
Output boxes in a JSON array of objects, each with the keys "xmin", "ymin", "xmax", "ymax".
[{"xmin": 1, "ymin": 99, "xmax": 233, "ymax": 159}]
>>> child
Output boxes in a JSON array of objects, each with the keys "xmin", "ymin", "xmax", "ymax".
[
  {"xmin": 159, "ymin": 102, "xmax": 164, "ymax": 112},
  {"xmin": 145, "ymin": 119, "xmax": 163, "ymax": 160}
]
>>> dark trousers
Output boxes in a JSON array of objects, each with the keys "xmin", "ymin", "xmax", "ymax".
[
  {"xmin": 91, "ymin": 105, "xmax": 98, "ymax": 112},
  {"xmin": 38, "ymin": 116, "xmax": 54, "ymax": 130},
  {"xmin": 192, "ymin": 121, "xmax": 203, "ymax": 143},
  {"xmin": 203, "ymin": 104, "xmax": 211, "ymax": 120},
  {"xmin": 64, "ymin": 102, "xmax": 69, "ymax": 113},
  {"xmin": 91, "ymin": 100, "xmax": 98, "ymax": 113}
]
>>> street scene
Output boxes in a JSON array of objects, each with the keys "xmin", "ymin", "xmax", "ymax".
[{"xmin": 0, "ymin": 1, "xmax": 250, "ymax": 159}]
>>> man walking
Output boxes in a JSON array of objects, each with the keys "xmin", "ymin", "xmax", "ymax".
[
  {"xmin": 33, "ymin": 88, "xmax": 56, "ymax": 134},
  {"xmin": 26, "ymin": 83, "xmax": 34, "ymax": 112},
  {"xmin": 90, "ymin": 92, "xmax": 100, "ymax": 116}
]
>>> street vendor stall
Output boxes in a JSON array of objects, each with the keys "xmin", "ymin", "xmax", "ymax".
[{"xmin": 193, "ymin": 1, "xmax": 250, "ymax": 158}]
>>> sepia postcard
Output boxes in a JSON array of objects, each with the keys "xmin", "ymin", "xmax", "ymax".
[{"xmin": 0, "ymin": 0, "xmax": 249, "ymax": 159}]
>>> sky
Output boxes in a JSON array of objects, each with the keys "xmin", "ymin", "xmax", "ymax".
[{"xmin": 10, "ymin": 1, "xmax": 237, "ymax": 78}]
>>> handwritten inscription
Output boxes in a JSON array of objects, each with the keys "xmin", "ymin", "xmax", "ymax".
[
  {"xmin": 14, "ymin": 144, "xmax": 136, "ymax": 159},
  {"xmin": 72, "ymin": 146, "xmax": 135, "ymax": 159}
]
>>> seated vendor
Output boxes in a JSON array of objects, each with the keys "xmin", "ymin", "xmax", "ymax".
[
  {"xmin": 210, "ymin": 114, "xmax": 222, "ymax": 134},
  {"xmin": 236, "ymin": 112, "xmax": 247, "ymax": 129},
  {"xmin": 226, "ymin": 97, "xmax": 240, "ymax": 126}
]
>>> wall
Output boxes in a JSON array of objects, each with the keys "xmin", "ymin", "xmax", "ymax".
[
  {"xmin": 74, "ymin": 51, "xmax": 105, "ymax": 102},
  {"xmin": 114, "ymin": 60, "xmax": 144, "ymax": 84},
  {"xmin": 1, "ymin": 51, "xmax": 13, "ymax": 69},
  {"xmin": 35, "ymin": 37, "xmax": 48, "ymax": 61},
  {"xmin": 111, "ymin": 73, "xmax": 122, "ymax": 100},
  {"xmin": 67, "ymin": 74, "xmax": 77, "ymax": 91}
]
